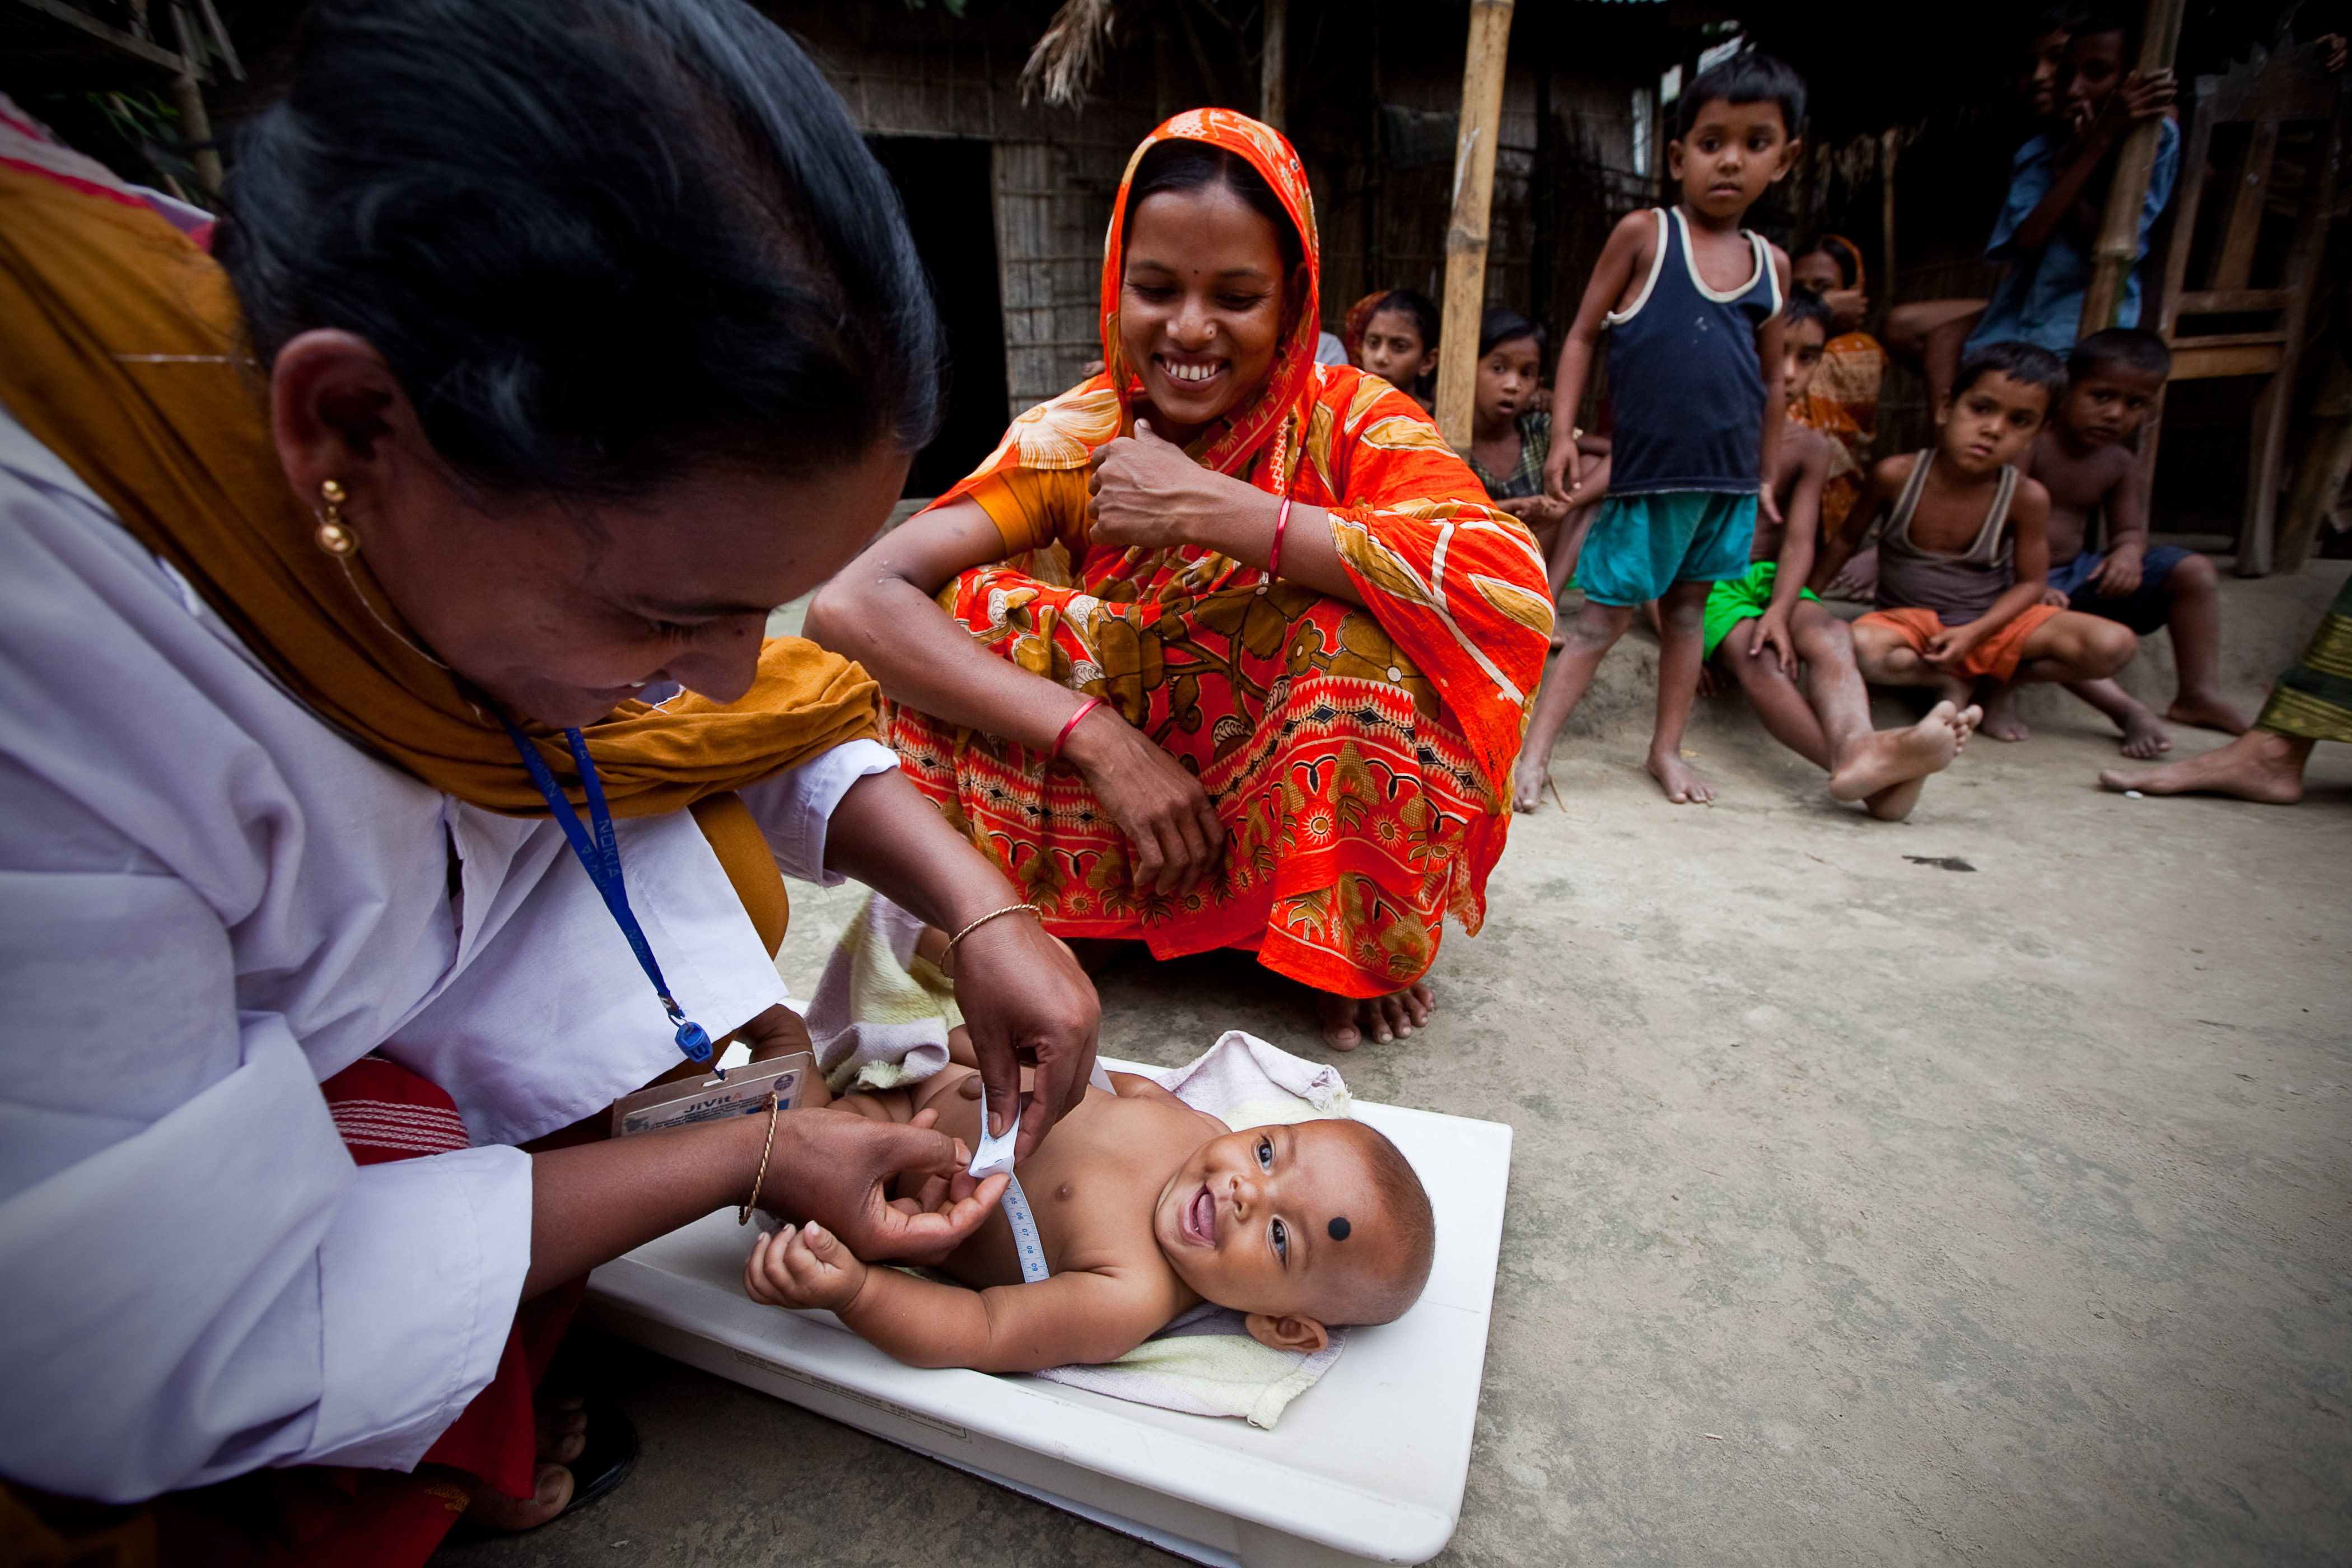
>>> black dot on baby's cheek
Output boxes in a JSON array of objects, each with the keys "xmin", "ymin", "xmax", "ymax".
[{"xmin": 1327, "ymin": 1216, "xmax": 1351, "ymax": 1241}]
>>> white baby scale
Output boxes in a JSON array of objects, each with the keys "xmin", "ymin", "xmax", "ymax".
[{"xmin": 585, "ymin": 1066, "xmax": 1512, "ymax": 1567}]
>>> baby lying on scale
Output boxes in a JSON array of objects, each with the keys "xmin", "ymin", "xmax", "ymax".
[{"xmin": 744, "ymin": 1048, "xmax": 1435, "ymax": 1371}]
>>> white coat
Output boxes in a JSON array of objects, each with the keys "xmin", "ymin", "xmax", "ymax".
[{"xmin": 0, "ymin": 405, "xmax": 894, "ymax": 1501}]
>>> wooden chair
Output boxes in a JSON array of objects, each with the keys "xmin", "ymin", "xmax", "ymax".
[{"xmin": 2145, "ymin": 40, "xmax": 2349, "ymax": 575}]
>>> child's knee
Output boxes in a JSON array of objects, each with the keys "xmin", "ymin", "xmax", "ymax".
[
  {"xmin": 2168, "ymin": 552, "xmax": 2219, "ymax": 598},
  {"xmin": 2075, "ymin": 617, "xmax": 2137, "ymax": 675},
  {"xmin": 1569, "ymin": 602, "xmax": 1632, "ymax": 649}
]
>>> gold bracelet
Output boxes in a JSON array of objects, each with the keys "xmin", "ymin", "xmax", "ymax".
[
  {"xmin": 738, "ymin": 1090, "xmax": 782, "ymax": 1226},
  {"xmin": 944, "ymin": 901, "xmax": 1038, "ymax": 959}
]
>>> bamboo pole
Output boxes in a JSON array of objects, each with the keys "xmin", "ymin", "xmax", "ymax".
[
  {"xmin": 1261, "ymin": 0, "xmax": 1288, "ymax": 132},
  {"xmin": 1434, "ymin": 0, "xmax": 1515, "ymax": 452},
  {"xmin": 2078, "ymin": 0, "xmax": 2188, "ymax": 335},
  {"xmin": 167, "ymin": 3, "xmax": 222, "ymax": 199},
  {"xmin": 1879, "ymin": 129, "xmax": 1900, "ymax": 337}
]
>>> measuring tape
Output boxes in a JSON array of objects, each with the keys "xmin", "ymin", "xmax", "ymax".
[{"xmin": 968, "ymin": 1082, "xmax": 1051, "ymax": 1283}]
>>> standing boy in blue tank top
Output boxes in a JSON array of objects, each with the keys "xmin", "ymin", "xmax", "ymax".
[{"xmin": 1521, "ymin": 53, "xmax": 1801, "ymax": 810}]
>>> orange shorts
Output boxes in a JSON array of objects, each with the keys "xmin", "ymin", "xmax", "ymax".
[{"xmin": 1854, "ymin": 604, "xmax": 2063, "ymax": 683}]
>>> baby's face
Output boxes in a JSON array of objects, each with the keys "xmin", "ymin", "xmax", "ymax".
[{"xmin": 1152, "ymin": 1119, "xmax": 1407, "ymax": 1327}]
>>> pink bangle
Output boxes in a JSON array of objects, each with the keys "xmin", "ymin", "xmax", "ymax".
[
  {"xmin": 1267, "ymin": 492, "xmax": 1294, "ymax": 580},
  {"xmin": 1053, "ymin": 697, "xmax": 1104, "ymax": 759}
]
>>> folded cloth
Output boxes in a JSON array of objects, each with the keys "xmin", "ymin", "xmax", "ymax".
[
  {"xmin": 1031, "ymin": 1030, "xmax": 1352, "ymax": 1428},
  {"xmin": 805, "ymin": 892, "xmax": 961, "ymax": 1093}
]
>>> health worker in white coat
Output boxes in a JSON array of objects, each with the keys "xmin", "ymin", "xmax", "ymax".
[{"xmin": 0, "ymin": 0, "xmax": 1100, "ymax": 1553}]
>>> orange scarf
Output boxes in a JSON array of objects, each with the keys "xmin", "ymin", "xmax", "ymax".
[{"xmin": 0, "ymin": 161, "xmax": 878, "ymax": 820}]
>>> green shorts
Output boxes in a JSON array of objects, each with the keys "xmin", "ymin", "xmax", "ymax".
[{"xmin": 1702, "ymin": 561, "xmax": 1818, "ymax": 661}]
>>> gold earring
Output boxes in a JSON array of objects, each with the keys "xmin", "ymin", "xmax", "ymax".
[{"xmin": 314, "ymin": 478, "xmax": 358, "ymax": 557}]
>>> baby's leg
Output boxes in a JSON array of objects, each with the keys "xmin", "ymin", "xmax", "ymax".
[{"xmin": 1647, "ymin": 580, "xmax": 1716, "ymax": 804}]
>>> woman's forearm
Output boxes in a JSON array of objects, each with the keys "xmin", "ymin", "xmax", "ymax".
[
  {"xmin": 821, "ymin": 767, "xmax": 1023, "ymax": 931},
  {"xmin": 525, "ymin": 1113, "xmax": 768, "ymax": 1298},
  {"xmin": 1184, "ymin": 488, "xmax": 1364, "ymax": 605}
]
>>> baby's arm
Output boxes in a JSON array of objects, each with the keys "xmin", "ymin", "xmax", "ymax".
[{"xmin": 745, "ymin": 1221, "xmax": 1183, "ymax": 1372}]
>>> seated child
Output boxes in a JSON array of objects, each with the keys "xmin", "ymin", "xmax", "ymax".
[
  {"xmin": 745, "ymin": 1057, "xmax": 1436, "ymax": 1372},
  {"xmin": 1786, "ymin": 235, "xmax": 1880, "ymax": 541},
  {"xmin": 2026, "ymin": 327, "xmax": 2251, "ymax": 755},
  {"xmin": 1959, "ymin": 4, "xmax": 2177, "ymax": 361},
  {"xmin": 1810, "ymin": 340, "xmax": 2136, "ymax": 726},
  {"xmin": 1709, "ymin": 292, "xmax": 1980, "ymax": 822},
  {"xmin": 1352, "ymin": 287, "xmax": 1441, "ymax": 412},
  {"xmin": 1519, "ymin": 50, "xmax": 1805, "ymax": 810},
  {"xmin": 1464, "ymin": 307, "xmax": 1600, "ymax": 613}
]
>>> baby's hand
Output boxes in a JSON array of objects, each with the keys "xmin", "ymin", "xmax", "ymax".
[{"xmin": 745, "ymin": 1221, "xmax": 869, "ymax": 1314}]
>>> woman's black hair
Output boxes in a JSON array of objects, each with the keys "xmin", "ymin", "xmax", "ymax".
[
  {"xmin": 1780, "ymin": 290, "xmax": 1835, "ymax": 339},
  {"xmin": 1120, "ymin": 138, "xmax": 1306, "ymax": 278},
  {"xmin": 217, "ymin": 0, "xmax": 942, "ymax": 500},
  {"xmin": 1476, "ymin": 307, "xmax": 1545, "ymax": 361},
  {"xmin": 1369, "ymin": 288, "xmax": 1440, "ymax": 354},
  {"xmin": 1800, "ymin": 235, "xmax": 1863, "ymax": 289}
]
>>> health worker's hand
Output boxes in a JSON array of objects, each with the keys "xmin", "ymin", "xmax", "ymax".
[
  {"xmin": 1089, "ymin": 420, "xmax": 1245, "ymax": 553},
  {"xmin": 745, "ymin": 1221, "xmax": 869, "ymax": 1314},
  {"xmin": 948, "ymin": 899, "xmax": 1105, "ymax": 1160},
  {"xmin": 1060, "ymin": 701, "xmax": 1227, "ymax": 902},
  {"xmin": 766, "ymin": 1109, "xmax": 1006, "ymax": 1264},
  {"xmin": 2087, "ymin": 545, "xmax": 2144, "ymax": 597}
]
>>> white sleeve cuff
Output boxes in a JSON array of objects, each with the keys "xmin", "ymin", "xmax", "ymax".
[
  {"xmin": 740, "ymin": 738, "xmax": 899, "ymax": 885},
  {"xmin": 304, "ymin": 1145, "xmax": 534, "ymax": 1471}
]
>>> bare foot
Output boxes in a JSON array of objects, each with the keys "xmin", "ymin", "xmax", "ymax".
[
  {"xmin": 1828, "ymin": 699, "xmax": 1966, "ymax": 803},
  {"xmin": 1980, "ymin": 687, "xmax": 2029, "ymax": 743},
  {"xmin": 1315, "ymin": 982, "xmax": 1435, "ymax": 1050},
  {"xmin": 2100, "ymin": 729, "xmax": 2309, "ymax": 804},
  {"xmin": 1511, "ymin": 754, "xmax": 1551, "ymax": 813},
  {"xmin": 1645, "ymin": 749, "xmax": 1714, "ymax": 804},
  {"xmin": 2109, "ymin": 705, "xmax": 2171, "ymax": 758},
  {"xmin": 537, "ymin": 1393, "xmax": 587, "ymax": 1466},
  {"xmin": 2166, "ymin": 692, "xmax": 2253, "ymax": 735},
  {"xmin": 461, "ymin": 1463, "xmax": 573, "ymax": 1530}
]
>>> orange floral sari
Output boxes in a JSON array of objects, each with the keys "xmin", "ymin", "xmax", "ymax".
[{"xmin": 886, "ymin": 110, "xmax": 1551, "ymax": 1000}]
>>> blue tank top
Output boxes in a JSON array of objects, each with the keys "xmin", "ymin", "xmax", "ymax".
[{"xmin": 1602, "ymin": 207, "xmax": 1782, "ymax": 495}]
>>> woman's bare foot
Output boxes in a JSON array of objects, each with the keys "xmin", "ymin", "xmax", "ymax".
[
  {"xmin": 2100, "ymin": 729, "xmax": 2311, "ymax": 804},
  {"xmin": 2114, "ymin": 704, "xmax": 2172, "ymax": 758},
  {"xmin": 1979, "ymin": 686, "xmax": 2029, "ymax": 742},
  {"xmin": 461, "ymin": 1463, "xmax": 573, "ymax": 1530},
  {"xmin": 1646, "ymin": 748, "xmax": 1714, "ymax": 804},
  {"xmin": 1511, "ymin": 755, "xmax": 1551, "ymax": 813},
  {"xmin": 1828, "ymin": 700, "xmax": 1971, "ymax": 809},
  {"xmin": 1315, "ymin": 982, "xmax": 1434, "ymax": 1050},
  {"xmin": 2166, "ymin": 691, "xmax": 2253, "ymax": 735}
]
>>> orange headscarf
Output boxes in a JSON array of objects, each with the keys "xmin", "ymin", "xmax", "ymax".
[
  {"xmin": 0, "ymin": 141, "xmax": 876, "ymax": 822},
  {"xmin": 1095, "ymin": 109, "xmax": 1324, "ymax": 481}
]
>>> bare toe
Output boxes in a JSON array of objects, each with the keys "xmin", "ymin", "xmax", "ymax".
[{"xmin": 463, "ymin": 1463, "xmax": 573, "ymax": 1532}]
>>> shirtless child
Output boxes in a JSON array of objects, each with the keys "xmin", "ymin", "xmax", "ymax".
[
  {"xmin": 744, "ymin": 1058, "xmax": 1435, "ymax": 1371},
  {"xmin": 1810, "ymin": 340, "xmax": 2135, "ymax": 721},
  {"xmin": 1707, "ymin": 292, "xmax": 1981, "ymax": 821},
  {"xmin": 2024, "ymin": 328, "xmax": 2251, "ymax": 754}
]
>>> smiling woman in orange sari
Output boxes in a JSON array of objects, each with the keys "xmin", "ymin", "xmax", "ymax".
[{"xmin": 809, "ymin": 111, "xmax": 1551, "ymax": 1049}]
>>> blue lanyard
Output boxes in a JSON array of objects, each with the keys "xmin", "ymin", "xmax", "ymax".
[{"xmin": 501, "ymin": 718, "xmax": 716, "ymax": 1067}]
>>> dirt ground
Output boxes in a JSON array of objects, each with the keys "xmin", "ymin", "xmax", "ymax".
[{"xmin": 441, "ymin": 561, "xmax": 2350, "ymax": 1567}]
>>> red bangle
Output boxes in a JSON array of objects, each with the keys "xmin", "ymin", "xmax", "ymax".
[
  {"xmin": 1267, "ymin": 492, "xmax": 1294, "ymax": 580},
  {"xmin": 1053, "ymin": 697, "xmax": 1104, "ymax": 759}
]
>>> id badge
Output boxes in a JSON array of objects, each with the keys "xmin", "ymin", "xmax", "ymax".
[{"xmin": 610, "ymin": 1052, "xmax": 813, "ymax": 1138}]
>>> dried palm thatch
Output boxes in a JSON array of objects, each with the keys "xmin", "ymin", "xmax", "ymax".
[{"xmin": 1019, "ymin": 0, "xmax": 1117, "ymax": 109}]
